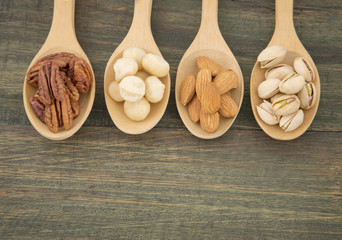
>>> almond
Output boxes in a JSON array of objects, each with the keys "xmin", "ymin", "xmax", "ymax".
[
  {"xmin": 201, "ymin": 83, "xmax": 221, "ymax": 114},
  {"xmin": 197, "ymin": 56, "xmax": 226, "ymax": 76},
  {"xmin": 200, "ymin": 111, "xmax": 220, "ymax": 133},
  {"xmin": 187, "ymin": 95, "xmax": 201, "ymax": 123},
  {"xmin": 213, "ymin": 70, "xmax": 238, "ymax": 95},
  {"xmin": 196, "ymin": 68, "xmax": 211, "ymax": 101},
  {"xmin": 180, "ymin": 75, "xmax": 196, "ymax": 105},
  {"xmin": 219, "ymin": 92, "xmax": 238, "ymax": 118}
]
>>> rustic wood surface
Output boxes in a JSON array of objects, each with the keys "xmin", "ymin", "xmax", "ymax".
[{"xmin": 0, "ymin": 0, "xmax": 341, "ymax": 239}]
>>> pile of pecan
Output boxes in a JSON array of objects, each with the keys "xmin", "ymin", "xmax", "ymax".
[{"xmin": 26, "ymin": 52, "xmax": 93, "ymax": 133}]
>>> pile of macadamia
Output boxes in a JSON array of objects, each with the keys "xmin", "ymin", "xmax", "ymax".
[{"xmin": 108, "ymin": 47, "xmax": 169, "ymax": 121}]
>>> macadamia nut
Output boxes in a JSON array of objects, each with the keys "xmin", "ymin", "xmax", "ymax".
[
  {"xmin": 123, "ymin": 47, "xmax": 146, "ymax": 70},
  {"xmin": 145, "ymin": 76, "xmax": 165, "ymax": 103},
  {"xmin": 135, "ymin": 71, "xmax": 150, "ymax": 80},
  {"xmin": 108, "ymin": 81, "xmax": 124, "ymax": 102},
  {"xmin": 142, "ymin": 53, "xmax": 169, "ymax": 78},
  {"xmin": 124, "ymin": 97, "xmax": 150, "ymax": 121},
  {"xmin": 119, "ymin": 76, "xmax": 145, "ymax": 102},
  {"xmin": 114, "ymin": 58, "xmax": 138, "ymax": 82}
]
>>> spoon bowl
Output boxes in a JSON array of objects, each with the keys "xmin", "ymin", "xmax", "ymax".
[
  {"xmin": 250, "ymin": 0, "xmax": 320, "ymax": 140},
  {"xmin": 104, "ymin": 0, "xmax": 170, "ymax": 135},
  {"xmin": 175, "ymin": 0, "xmax": 244, "ymax": 139},
  {"xmin": 23, "ymin": 0, "xmax": 95, "ymax": 140}
]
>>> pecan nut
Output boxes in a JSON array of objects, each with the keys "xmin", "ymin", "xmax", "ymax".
[
  {"xmin": 26, "ymin": 64, "xmax": 41, "ymax": 88},
  {"xmin": 65, "ymin": 77, "xmax": 79, "ymax": 102},
  {"xmin": 30, "ymin": 94, "xmax": 45, "ymax": 123},
  {"xmin": 73, "ymin": 58, "xmax": 93, "ymax": 93},
  {"xmin": 70, "ymin": 99, "xmax": 80, "ymax": 118},
  {"xmin": 37, "ymin": 62, "xmax": 54, "ymax": 106},
  {"xmin": 60, "ymin": 96, "xmax": 73, "ymax": 131},
  {"xmin": 44, "ymin": 101, "xmax": 59, "ymax": 133},
  {"xmin": 50, "ymin": 64, "xmax": 67, "ymax": 101}
]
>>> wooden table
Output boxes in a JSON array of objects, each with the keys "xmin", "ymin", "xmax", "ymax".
[{"xmin": 1, "ymin": 0, "xmax": 341, "ymax": 239}]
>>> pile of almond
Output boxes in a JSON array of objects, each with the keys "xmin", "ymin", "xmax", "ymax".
[{"xmin": 180, "ymin": 56, "xmax": 239, "ymax": 133}]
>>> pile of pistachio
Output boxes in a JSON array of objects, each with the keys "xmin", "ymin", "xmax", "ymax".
[{"xmin": 256, "ymin": 45, "xmax": 317, "ymax": 132}]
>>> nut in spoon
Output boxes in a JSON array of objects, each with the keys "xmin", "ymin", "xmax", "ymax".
[
  {"xmin": 175, "ymin": 0, "xmax": 244, "ymax": 139},
  {"xmin": 104, "ymin": 0, "xmax": 171, "ymax": 135},
  {"xmin": 23, "ymin": 0, "xmax": 95, "ymax": 140},
  {"xmin": 250, "ymin": 0, "xmax": 320, "ymax": 140}
]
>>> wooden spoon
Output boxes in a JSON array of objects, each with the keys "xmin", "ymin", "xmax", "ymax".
[
  {"xmin": 175, "ymin": 0, "xmax": 244, "ymax": 139},
  {"xmin": 104, "ymin": 0, "xmax": 170, "ymax": 135},
  {"xmin": 23, "ymin": 0, "xmax": 95, "ymax": 140},
  {"xmin": 250, "ymin": 0, "xmax": 320, "ymax": 140}
]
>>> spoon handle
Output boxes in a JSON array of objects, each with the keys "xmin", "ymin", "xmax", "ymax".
[
  {"xmin": 273, "ymin": 0, "xmax": 296, "ymax": 37},
  {"xmin": 46, "ymin": 0, "xmax": 76, "ymax": 43},
  {"xmin": 193, "ymin": 0, "xmax": 226, "ymax": 49},
  {"xmin": 199, "ymin": 0, "xmax": 219, "ymax": 32},
  {"xmin": 128, "ymin": 0, "xmax": 153, "ymax": 37}
]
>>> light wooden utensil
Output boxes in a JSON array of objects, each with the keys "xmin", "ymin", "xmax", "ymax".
[
  {"xmin": 104, "ymin": 0, "xmax": 170, "ymax": 135},
  {"xmin": 23, "ymin": 0, "xmax": 95, "ymax": 140},
  {"xmin": 175, "ymin": 0, "xmax": 244, "ymax": 139},
  {"xmin": 250, "ymin": 0, "xmax": 320, "ymax": 140}
]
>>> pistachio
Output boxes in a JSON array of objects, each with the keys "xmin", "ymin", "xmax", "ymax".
[
  {"xmin": 257, "ymin": 45, "xmax": 286, "ymax": 68},
  {"xmin": 279, "ymin": 110, "xmax": 304, "ymax": 132},
  {"xmin": 294, "ymin": 57, "xmax": 315, "ymax": 82},
  {"xmin": 270, "ymin": 93, "xmax": 285, "ymax": 103},
  {"xmin": 297, "ymin": 82, "xmax": 317, "ymax": 109},
  {"xmin": 257, "ymin": 78, "xmax": 281, "ymax": 99},
  {"xmin": 272, "ymin": 95, "xmax": 300, "ymax": 116},
  {"xmin": 265, "ymin": 64, "xmax": 295, "ymax": 80},
  {"xmin": 279, "ymin": 73, "xmax": 306, "ymax": 94},
  {"xmin": 257, "ymin": 100, "xmax": 279, "ymax": 125}
]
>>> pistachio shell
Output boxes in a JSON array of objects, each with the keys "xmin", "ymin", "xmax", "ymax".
[
  {"xmin": 294, "ymin": 57, "xmax": 315, "ymax": 82},
  {"xmin": 265, "ymin": 64, "xmax": 295, "ymax": 80},
  {"xmin": 257, "ymin": 100, "xmax": 279, "ymax": 125},
  {"xmin": 272, "ymin": 95, "xmax": 300, "ymax": 116},
  {"xmin": 297, "ymin": 82, "xmax": 317, "ymax": 109},
  {"xmin": 257, "ymin": 78, "xmax": 281, "ymax": 99},
  {"xmin": 279, "ymin": 73, "xmax": 306, "ymax": 94},
  {"xmin": 270, "ymin": 93, "xmax": 285, "ymax": 103},
  {"xmin": 257, "ymin": 45, "xmax": 286, "ymax": 68},
  {"xmin": 279, "ymin": 110, "xmax": 304, "ymax": 132}
]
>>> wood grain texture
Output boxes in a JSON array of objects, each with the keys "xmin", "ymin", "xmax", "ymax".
[{"xmin": 0, "ymin": 0, "xmax": 341, "ymax": 239}]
